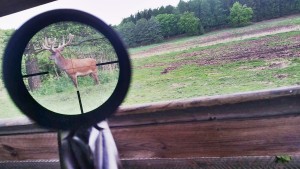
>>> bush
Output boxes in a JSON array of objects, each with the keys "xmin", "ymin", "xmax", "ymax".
[
  {"xmin": 155, "ymin": 14, "xmax": 180, "ymax": 37},
  {"xmin": 178, "ymin": 12, "xmax": 204, "ymax": 36},
  {"xmin": 229, "ymin": 2, "xmax": 253, "ymax": 27}
]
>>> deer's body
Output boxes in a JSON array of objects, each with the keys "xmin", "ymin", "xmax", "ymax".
[
  {"xmin": 52, "ymin": 52, "xmax": 99, "ymax": 88},
  {"xmin": 43, "ymin": 34, "xmax": 99, "ymax": 88}
]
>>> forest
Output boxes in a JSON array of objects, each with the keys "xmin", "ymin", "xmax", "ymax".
[{"xmin": 117, "ymin": 0, "xmax": 300, "ymax": 47}]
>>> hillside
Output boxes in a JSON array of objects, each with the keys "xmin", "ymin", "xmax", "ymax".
[{"xmin": 0, "ymin": 15, "xmax": 300, "ymax": 118}]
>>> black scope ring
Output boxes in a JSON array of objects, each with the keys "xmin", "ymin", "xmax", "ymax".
[{"xmin": 3, "ymin": 9, "xmax": 131, "ymax": 130}]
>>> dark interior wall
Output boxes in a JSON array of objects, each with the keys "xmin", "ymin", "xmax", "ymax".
[{"xmin": 0, "ymin": 0, "xmax": 55, "ymax": 17}]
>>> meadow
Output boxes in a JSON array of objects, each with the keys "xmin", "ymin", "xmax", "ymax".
[{"xmin": 0, "ymin": 15, "xmax": 300, "ymax": 118}]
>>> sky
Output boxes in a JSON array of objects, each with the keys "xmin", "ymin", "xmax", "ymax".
[{"xmin": 0, "ymin": 0, "xmax": 180, "ymax": 29}]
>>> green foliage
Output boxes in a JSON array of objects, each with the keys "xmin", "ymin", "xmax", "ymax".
[
  {"xmin": 178, "ymin": 12, "xmax": 204, "ymax": 35},
  {"xmin": 118, "ymin": 18, "xmax": 163, "ymax": 47},
  {"xmin": 230, "ymin": 2, "xmax": 254, "ymax": 27},
  {"xmin": 121, "ymin": 5, "xmax": 176, "ymax": 24},
  {"xmin": 275, "ymin": 155, "xmax": 292, "ymax": 163},
  {"xmin": 117, "ymin": 0, "xmax": 300, "ymax": 47},
  {"xmin": 135, "ymin": 18, "xmax": 163, "ymax": 45},
  {"xmin": 0, "ymin": 29, "xmax": 14, "ymax": 81},
  {"xmin": 117, "ymin": 21, "xmax": 137, "ymax": 47},
  {"xmin": 155, "ymin": 14, "xmax": 180, "ymax": 37},
  {"xmin": 32, "ymin": 70, "xmax": 118, "ymax": 96},
  {"xmin": 177, "ymin": 0, "xmax": 190, "ymax": 13}
]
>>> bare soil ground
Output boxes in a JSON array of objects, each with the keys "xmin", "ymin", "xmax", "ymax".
[
  {"xmin": 139, "ymin": 32, "xmax": 300, "ymax": 74},
  {"xmin": 132, "ymin": 25, "xmax": 300, "ymax": 59}
]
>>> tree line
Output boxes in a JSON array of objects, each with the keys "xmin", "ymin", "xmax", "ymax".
[{"xmin": 116, "ymin": 0, "xmax": 300, "ymax": 47}]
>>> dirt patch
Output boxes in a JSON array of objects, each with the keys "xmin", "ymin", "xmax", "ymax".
[
  {"xmin": 161, "ymin": 66, "xmax": 177, "ymax": 74},
  {"xmin": 269, "ymin": 60, "xmax": 290, "ymax": 69},
  {"xmin": 140, "ymin": 33, "xmax": 300, "ymax": 74},
  {"xmin": 176, "ymin": 40, "xmax": 299, "ymax": 66},
  {"xmin": 171, "ymin": 83, "xmax": 187, "ymax": 89},
  {"xmin": 275, "ymin": 74, "xmax": 289, "ymax": 79}
]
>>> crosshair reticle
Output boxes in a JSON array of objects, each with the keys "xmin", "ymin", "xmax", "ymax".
[
  {"xmin": 3, "ymin": 9, "xmax": 131, "ymax": 130},
  {"xmin": 22, "ymin": 25, "xmax": 120, "ymax": 115}
]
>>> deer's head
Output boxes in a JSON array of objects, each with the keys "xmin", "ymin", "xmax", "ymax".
[{"xmin": 42, "ymin": 34, "xmax": 75, "ymax": 61}]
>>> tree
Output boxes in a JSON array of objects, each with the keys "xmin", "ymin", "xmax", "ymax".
[
  {"xmin": 229, "ymin": 2, "xmax": 253, "ymax": 27},
  {"xmin": 147, "ymin": 17, "xmax": 164, "ymax": 43},
  {"xmin": 155, "ymin": 14, "xmax": 180, "ymax": 37},
  {"xmin": 164, "ymin": 5, "xmax": 176, "ymax": 14},
  {"xmin": 199, "ymin": 0, "xmax": 214, "ymax": 28},
  {"xmin": 117, "ymin": 21, "xmax": 137, "ymax": 47},
  {"xmin": 177, "ymin": 0, "xmax": 190, "ymax": 13},
  {"xmin": 208, "ymin": 0, "xmax": 228, "ymax": 28},
  {"xmin": 178, "ymin": 12, "xmax": 204, "ymax": 35},
  {"xmin": 135, "ymin": 18, "xmax": 163, "ymax": 46}
]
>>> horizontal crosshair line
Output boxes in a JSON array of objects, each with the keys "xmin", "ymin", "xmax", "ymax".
[
  {"xmin": 23, "ymin": 72, "xmax": 49, "ymax": 78},
  {"xmin": 96, "ymin": 60, "xmax": 119, "ymax": 66},
  {"xmin": 22, "ymin": 61, "xmax": 118, "ymax": 78}
]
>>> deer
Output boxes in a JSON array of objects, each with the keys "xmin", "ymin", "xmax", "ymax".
[{"xmin": 42, "ymin": 34, "xmax": 99, "ymax": 89}]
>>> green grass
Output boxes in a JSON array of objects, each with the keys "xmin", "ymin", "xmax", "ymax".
[
  {"xmin": 31, "ymin": 80, "xmax": 118, "ymax": 115},
  {"xmin": 125, "ymin": 58, "xmax": 300, "ymax": 105},
  {"xmin": 1, "ymin": 16, "xmax": 300, "ymax": 119},
  {"xmin": 0, "ymin": 70, "xmax": 119, "ymax": 118},
  {"xmin": 0, "ymin": 87, "xmax": 23, "ymax": 118}
]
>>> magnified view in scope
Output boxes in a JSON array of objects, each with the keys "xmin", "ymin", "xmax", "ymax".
[{"xmin": 21, "ymin": 22, "xmax": 119, "ymax": 115}]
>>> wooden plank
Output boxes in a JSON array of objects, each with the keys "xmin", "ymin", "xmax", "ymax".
[
  {"xmin": 0, "ymin": 86, "xmax": 300, "ymax": 130},
  {"xmin": 0, "ymin": 115, "xmax": 300, "ymax": 161},
  {"xmin": 113, "ymin": 115, "xmax": 300, "ymax": 159},
  {"xmin": 0, "ymin": 87, "xmax": 299, "ymax": 161},
  {"xmin": 0, "ymin": 115, "xmax": 300, "ymax": 160},
  {"xmin": 0, "ymin": 133, "xmax": 58, "ymax": 160},
  {"xmin": 111, "ymin": 95, "xmax": 300, "ymax": 127},
  {"xmin": 0, "ymin": 0, "xmax": 56, "ymax": 17},
  {"xmin": 0, "ymin": 93, "xmax": 299, "ymax": 135},
  {"xmin": 116, "ymin": 86, "xmax": 300, "ymax": 115}
]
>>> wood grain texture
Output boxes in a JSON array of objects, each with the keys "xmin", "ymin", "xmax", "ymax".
[
  {"xmin": 111, "ymin": 94, "xmax": 300, "ymax": 127},
  {"xmin": 0, "ymin": 87, "xmax": 299, "ymax": 162},
  {"xmin": 114, "ymin": 115, "xmax": 300, "ymax": 159},
  {"xmin": 1, "ymin": 86, "xmax": 299, "ymax": 129},
  {"xmin": 0, "ymin": 0, "xmax": 55, "ymax": 17},
  {"xmin": 0, "ymin": 133, "xmax": 58, "ymax": 160},
  {"xmin": 0, "ymin": 114, "xmax": 300, "ymax": 160}
]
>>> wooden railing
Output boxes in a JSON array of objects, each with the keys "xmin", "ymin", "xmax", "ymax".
[{"xmin": 1, "ymin": 86, "xmax": 300, "ymax": 168}]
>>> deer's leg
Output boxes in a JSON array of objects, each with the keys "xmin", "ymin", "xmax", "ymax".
[
  {"xmin": 91, "ymin": 72, "xmax": 100, "ymax": 85},
  {"xmin": 70, "ymin": 75, "xmax": 78, "ymax": 89}
]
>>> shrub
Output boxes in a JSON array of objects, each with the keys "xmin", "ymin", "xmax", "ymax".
[
  {"xmin": 178, "ymin": 12, "xmax": 204, "ymax": 36},
  {"xmin": 229, "ymin": 2, "xmax": 253, "ymax": 27}
]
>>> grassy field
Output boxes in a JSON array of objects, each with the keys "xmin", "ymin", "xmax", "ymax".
[
  {"xmin": 125, "ymin": 30, "xmax": 300, "ymax": 104},
  {"xmin": 1, "ymin": 15, "xmax": 300, "ymax": 118}
]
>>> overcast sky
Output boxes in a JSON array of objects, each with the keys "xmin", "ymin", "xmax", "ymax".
[{"xmin": 0, "ymin": 0, "xmax": 179, "ymax": 29}]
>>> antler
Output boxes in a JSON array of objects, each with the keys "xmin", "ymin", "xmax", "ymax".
[
  {"xmin": 42, "ymin": 37, "xmax": 57, "ymax": 52},
  {"xmin": 57, "ymin": 34, "xmax": 75, "ymax": 51}
]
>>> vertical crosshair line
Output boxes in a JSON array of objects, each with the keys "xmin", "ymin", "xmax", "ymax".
[{"xmin": 77, "ymin": 90, "xmax": 84, "ymax": 114}]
